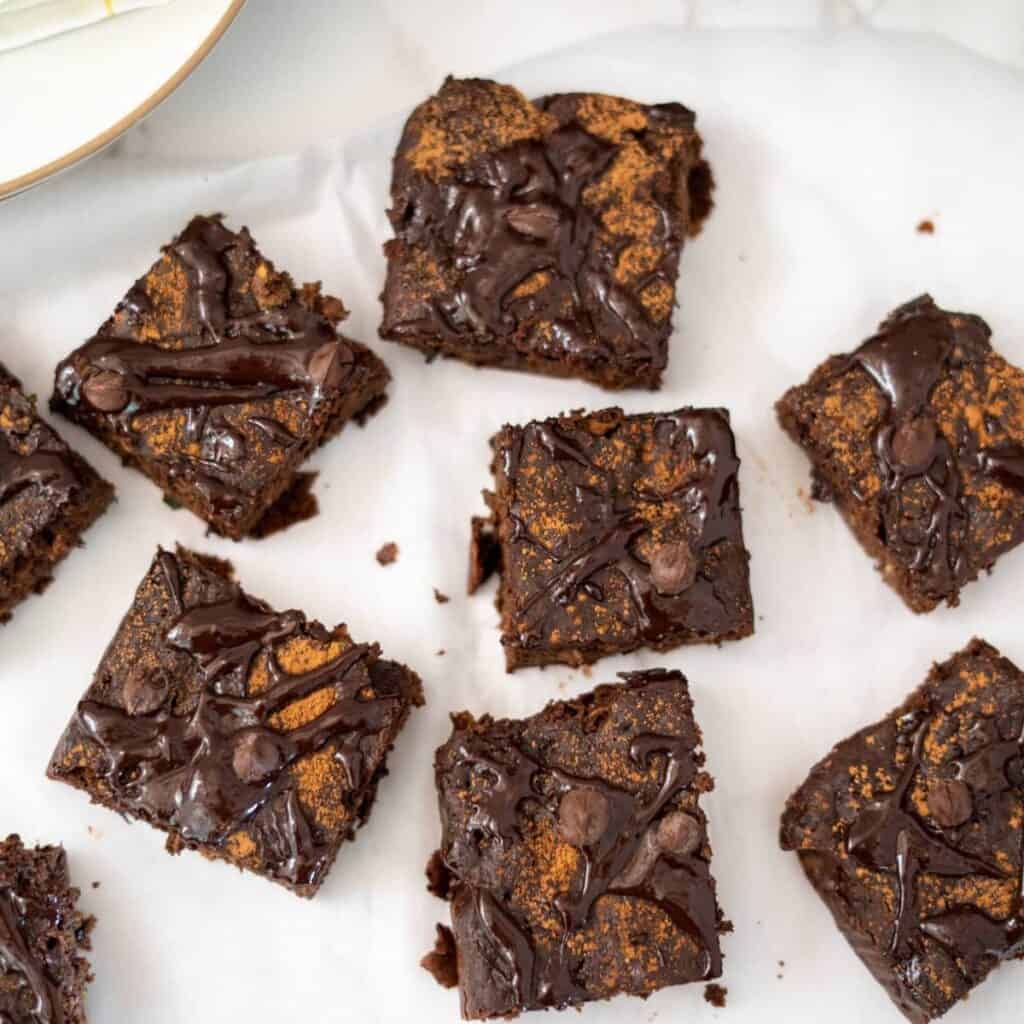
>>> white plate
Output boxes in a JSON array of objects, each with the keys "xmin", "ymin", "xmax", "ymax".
[{"xmin": 0, "ymin": 0, "xmax": 245, "ymax": 198}]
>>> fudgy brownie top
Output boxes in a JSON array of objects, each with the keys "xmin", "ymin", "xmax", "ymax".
[
  {"xmin": 48, "ymin": 546, "xmax": 423, "ymax": 897},
  {"xmin": 380, "ymin": 77, "xmax": 712, "ymax": 388},
  {"xmin": 427, "ymin": 669, "xmax": 725, "ymax": 1018},
  {"xmin": 0, "ymin": 365, "xmax": 105, "ymax": 570},
  {"xmin": 0, "ymin": 835, "xmax": 94, "ymax": 1024},
  {"xmin": 480, "ymin": 406, "xmax": 752, "ymax": 667},
  {"xmin": 778, "ymin": 295, "xmax": 1024, "ymax": 610},
  {"xmin": 781, "ymin": 639, "xmax": 1024, "ymax": 1022},
  {"xmin": 51, "ymin": 214, "xmax": 388, "ymax": 535}
]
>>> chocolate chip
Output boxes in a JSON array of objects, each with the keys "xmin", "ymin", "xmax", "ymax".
[
  {"xmin": 81, "ymin": 370, "xmax": 128, "ymax": 412},
  {"xmin": 557, "ymin": 788, "xmax": 610, "ymax": 847},
  {"xmin": 506, "ymin": 204, "xmax": 561, "ymax": 240},
  {"xmin": 650, "ymin": 541, "xmax": 697, "ymax": 596},
  {"xmin": 655, "ymin": 811, "xmax": 701, "ymax": 855},
  {"xmin": 927, "ymin": 778, "xmax": 973, "ymax": 828},
  {"xmin": 122, "ymin": 667, "xmax": 169, "ymax": 717},
  {"xmin": 891, "ymin": 417, "xmax": 937, "ymax": 468},
  {"xmin": 232, "ymin": 731, "xmax": 282, "ymax": 784},
  {"xmin": 308, "ymin": 342, "xmax": 342, "ymax": 391}
]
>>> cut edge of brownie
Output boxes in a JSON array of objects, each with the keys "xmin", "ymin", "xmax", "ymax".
[
  {"xmin": 46, "ymin": 546, "xmax": 424, "ymax": 900},
  {"xmin": 0, "ymin": 834, "xmax": 95, "ymax": 1024},
  {"xmin": 423, "ymin": 670, "xmax": 727, "ymax": 1019},
  {"xmin": 0, "ymin": 450, "xmax": 113, "ymax": 622}
]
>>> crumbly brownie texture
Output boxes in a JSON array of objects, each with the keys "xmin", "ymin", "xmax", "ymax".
[
  {"xmin": 470, "ymin": 406, "xmax": 753, "ymax": 671},
  {"xmin": 379, "ymin": 77, "xmax": 713, "ymax": 390},
  {"xmin": 424, "ymin": 669, "xmax": 726, "ymax": 1019},
  {"xmin": 777, "ymin": 295, "xmax": 1024, "ymax": 612},
  {"xmin": 0, "ymin": 835, "xmax": 95, "ymax": 1024},
  {"xmin": 781, "ymin": 639, "xmax": 1024, "ymax": 1023},
  {"xmin": 51, "ymin": 214, "xmax": 390, "ymax": 540},
  {"xmin": 47, "ymin": 546, "xmax": 423, "ymax": 898},
  {"xmin": 0, "ymin": 364, "xmax": 113, "ymax": 622}
]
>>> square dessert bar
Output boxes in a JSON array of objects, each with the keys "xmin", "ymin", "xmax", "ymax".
[
  {"xmin": 47, "ymin": 546, "xmax": 423, "ymax": 898},
  {"xmin": 470, "ymin": 405, "xmax": 753, "ymax": 671},
  {"xmin": 777, "ymin": 295, "xmax": 1024, "ymax": 612},
  {"xmin": 423, "ymin": 669, "xmax": 726, "ymax": 1019},
  {"xmin": 379, "ymin": 77, "xmax": 714, "ymax": 390},
  {"xmin": 0, "ymin": 364, "xmax": 112, "ymax": 622},
  {"xmin": 51, "ymin": 214, "xmax": 391, "ymax": 540},
  {"xmin": 0, "ymin": 835, "xmax": 95, "ymax": 1024},
  {"xmin": 781, "ymin": 639, "xmax": 1024, "ymax": 1023}
]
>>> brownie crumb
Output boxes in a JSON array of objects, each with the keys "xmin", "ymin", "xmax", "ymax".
[
  {"xmin": 249, "ymin": 472, "xmax": 319, "ymax": 539},
  {"xmin": 421, "ymin": 924, "xmax": 459, "ymax": 989},
  {"xmin": 704, "ymin": 983, "xmax": 727, "ymax": 1008},
  {"xmin": 916, "ymin": 218, "xmax": 935, "ymax": 234},
  {"xmin": 91, "ymin": 881, "xmax": 101, "ymax": 889},
  {"xmin": 436, "ymin": 649, "xmax": 446, "ymax": 657},
  {"xmin": 425, "ymin": 849, "xmax": 452, "ymax": 900},
  {"xmin": 376, "ymin": 542, "xmax": 399, "ymax": 566},
  {"xmin": 433, "ymin": 588, "xmax": 450, "ymax": 604}
]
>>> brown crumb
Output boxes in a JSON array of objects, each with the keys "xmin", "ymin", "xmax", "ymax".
[
  {"xmin": 433, "ymin": 588, "xmax": 450, "ymax": 604},
  {"xmin": 436, "ymin": 649, "xmax": 446, "ymax": 656},
  {"xmin": 916, "ymin": 219, "xmax": 935, "ymax": 234},
  {"xmin": 704, "ymin": 983, "xmax": 727, "ymax": 1008},
  {"xmin": 91, "ymin": 881, "xmax": 101, "ymax": 889},
  {"xmin": 581, "ymin": 665, "xmax": 592, "ymax": 678},
  {"xmin": 421, "ymin": 924, "xmax": 459, "ymax": 989},
  {"xmin": 376, "ymin": 542, "xmax": 399, "ymax": 566}
]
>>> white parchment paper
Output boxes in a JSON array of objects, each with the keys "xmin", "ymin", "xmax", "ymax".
[{"xmin": 1, "ymin": 26, "xmax": 1023, "ymax": 1024}]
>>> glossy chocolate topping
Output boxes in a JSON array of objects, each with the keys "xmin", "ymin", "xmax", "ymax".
[
  {"xmin": 383, "ymin": 82, "xmax": 711, "ymax": 387},
  {"xmin": 501, "ymin": 408, "xmax": 748, "ymax": 655},
  {"xmin": 54, "ymin": 217, "xmax": 354, "ymax": 424},
  {"xmin": 67, "ymin": 549, "xmax": 403, "ymax": 889},
  {"xmin": 838, "ymin": 295, "xmax": 1024, "ymax": 598},
  {"xmin": 439, "ymin": 671, "xmax": 720, "ymax": 1011},
  {"xmin": 0, "ymin": 888, "xmax": 62, "ymax": 1024}
]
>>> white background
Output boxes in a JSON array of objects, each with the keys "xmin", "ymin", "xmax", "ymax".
[{"xmin": 2, "ymin": 5, "xmax": 1024, "ymax": 1023}]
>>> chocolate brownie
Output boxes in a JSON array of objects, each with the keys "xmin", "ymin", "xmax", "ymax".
[
  {"xmin": 47, "ymin": 546, "xmax": 423, "ymax": 898},
  {"xmin": 424, "ymin": 669, "xmax": 726, "ymax": 1018},
  {"xmin": 51, "ymin": 214, "xmax": 390, "ymax": 540},
  {"xmin": 777, "ymin": 295, "xmax": 1024, "ymax": 612},
  {"xmin": 781, "ymin": 639, "xmax": 1024, "ymax": 1022},
  {"xmin": 0, "ymin": 364, "xmax": 112, "ymax": 622},
  {"xmin": 470, "ymin": 405, "xmax": 753, "ymax": 671},
  {"xmin": 0, "ymin": 834, "xmax": 95, "ymax": 1024},
  {"xmin": 379, "ymin": 77, "xmax": 713, "ymax": 389}
]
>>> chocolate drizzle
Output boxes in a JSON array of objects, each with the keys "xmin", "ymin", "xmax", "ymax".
[
  {"xmin": 67, "ymin": 549, "xmax": 403, "ymax": 889},
  {"xmin": 440, "ymin": 675, "xmax": 719, "ymax": 1011},
  {"xmin": 0, "ymin": 429, "xmax": 79, "ymax": 509},
  {"xmin": 0, "ymin": 888, "xmax": 61, "ymax": 1024},
  {"xmin": 836, "ymin": 295, "xmax": 1024, "ymax": 599},
  {"xmin": 502, "ymin": 409, "xmax": 747, "ymax": 653},
  {"xmin": 384, "ymin": 86, "xmax": 707, "ymax": 385},
  {"xmin": 51, "ymin": 216, "xmax": 357, "ymax": 522}
]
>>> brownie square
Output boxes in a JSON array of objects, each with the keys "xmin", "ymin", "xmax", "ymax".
[
  {"xmin": 47, "ymin": 546, "xmax": 423, "ymax": 898},
  {"xmin": 777, "ymin": 295, "xmax": 1024, "ymax": 612},
  {"xmin": 379, "ymin": 77, "xmax": 713, "ymax": 390},
  {"xmin": 51, "ymin": 214, "xmax": 391, "ymax": 540},
  {"xmin": 781, "ymin": 639, "xmax": 1024, "ymax": 1023},
  {"xmin": 0, "ymin": 835, "xmax": 95, "ymax": 1024},
  {"xmin": 469, "ymin": 405, "xmax": 753, "ymax": 671},
  {"xmin": 423, "ymin": 669, "xmax": 726, "ymax": 1019},
  {"xmin": 0, "ymin": 364, "xmax": 113, "ymax": 622}
]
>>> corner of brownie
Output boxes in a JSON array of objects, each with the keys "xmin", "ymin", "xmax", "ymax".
[
  {"xmin": 46, "ymin": 545, "xmax": 423, "ymax": 898},
  {"xmin": 470, "ymin": 405, "xmax": 753, "ymax": 671},
  {"xmin": 0, "ymin": 363, "xmax": 113, "ymax": 622},
  {"xmin": 0, "ymin": 834, "xmax": 95, "ymax": 1024},
  {"xmin": 379, "ymin": 76, "xmax": 713, "ymax": 389},
  {"xmin": 424, "ymin": 668, "xmax": 725, "ymax": 1019},
  {"xmin": 781, "ymin": 638, "xmax": 1024, "ymax": 1022},
  {"xmin": 777, "ymin": 294, "xmax": 1024, "ymax": 612},
  {"xmin": 50, "ymin": 214, "xmax": 390, "ymax": 540}
]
